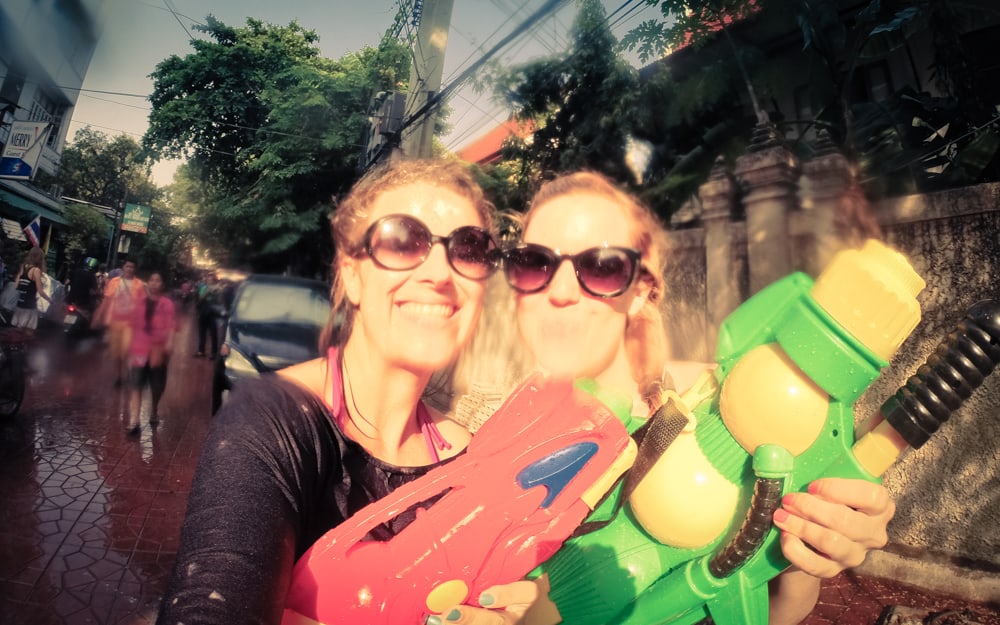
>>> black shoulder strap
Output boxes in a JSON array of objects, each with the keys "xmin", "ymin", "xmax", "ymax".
[{"xmin": 569, "ymin": 397, "xmax": 689, "ymax": 539}]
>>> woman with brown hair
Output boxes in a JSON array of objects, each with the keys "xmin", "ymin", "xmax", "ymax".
[
  {"xmin": 11, "ymin": 246, "xmax": 51, "ymax": 330},
  {"xmin": 158, "ymin": 158, "xmax": 501, "ymax": 624}
]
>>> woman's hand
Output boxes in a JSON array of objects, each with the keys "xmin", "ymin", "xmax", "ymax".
[
  {"xmin": 424, "ymin": 578, "xmax": 560, "ymax": 625},
  {"xmin": 772, "ymin": 477, "xmax": 895, "ymax": 578}
]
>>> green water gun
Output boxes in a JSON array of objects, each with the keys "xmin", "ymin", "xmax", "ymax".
[{"xmin": 541, "ymin": 240, "xmax": 1000, "ymax": 625}]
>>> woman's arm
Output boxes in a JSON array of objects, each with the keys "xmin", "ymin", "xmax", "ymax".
[{"xmin": 158, "ymin": 381, "xmax": 321, "ymax": 625}]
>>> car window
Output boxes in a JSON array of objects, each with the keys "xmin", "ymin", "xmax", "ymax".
[{"xmin": 233, "ymin": 282, "xmax": 330, "ymax": 326}]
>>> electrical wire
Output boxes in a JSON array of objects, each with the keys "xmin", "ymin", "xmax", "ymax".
[{"xmin": 161, "ymin": 0, "xmax": 195, "ymax": 41}]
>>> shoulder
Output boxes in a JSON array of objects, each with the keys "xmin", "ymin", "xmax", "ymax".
[
  {"xmin": 215, "ymin": 373, "xmax": 333, "ymax": 449},
  {"xmin": 277, "ymin": 357, "xmax": 327, "ymax": 398}
]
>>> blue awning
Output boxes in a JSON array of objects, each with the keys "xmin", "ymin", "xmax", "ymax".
[{"xmin": 0, "ymin": 180, "xmax": 69, "ymax": 225}]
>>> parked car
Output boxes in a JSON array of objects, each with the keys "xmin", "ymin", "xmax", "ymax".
[{"xmin": 211, "ymin": 275, "xmax": 331, "ymax": 414}]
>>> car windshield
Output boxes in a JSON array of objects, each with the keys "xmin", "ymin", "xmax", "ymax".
[{"xmin": 234, "ymin": 282, "xmax": 329, "ymax": 326}]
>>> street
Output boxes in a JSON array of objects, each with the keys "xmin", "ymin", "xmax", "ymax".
[{"xmin": 0, "ymin": 307, "xmax": 211, "ymax": 624}]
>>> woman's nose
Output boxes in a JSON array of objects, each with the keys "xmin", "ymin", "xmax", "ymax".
[
  {"xmin": 413, "ymin": 242, "xmax": 453, "ymax": 283},
  {"xmin": 546, "ymin": 260, "xmax": 581, "ymax": 305}
]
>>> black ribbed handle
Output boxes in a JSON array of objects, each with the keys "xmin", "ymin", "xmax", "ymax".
[
  {"xmin": 708, "ymin": 475, "xmax": 784, "ymax": 578},
  {"xmin": 882, "ymin": 299, "xmax": 1000, "ymax": 448}
]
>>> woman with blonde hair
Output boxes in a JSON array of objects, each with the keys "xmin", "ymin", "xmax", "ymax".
[{"xmin": 435, "ymin": 171, "xmax": 895, "ymax": 625}]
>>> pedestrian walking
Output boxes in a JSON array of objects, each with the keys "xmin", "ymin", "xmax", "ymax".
[
  {"xmin": 125, "ymin": 271, "xmax": 176, "ymax": 435},
  {"xmin": 95, "ymin": 259, "xmax": 145, "ymax": 386},
  {"xmin": 194, "ymin": 271, "xmax": 222, "ymax": 358},
  {"xmin": 11, "ymin": 247, "xmax": 51, "ymax": 331}
]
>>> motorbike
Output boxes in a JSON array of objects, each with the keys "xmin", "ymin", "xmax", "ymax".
[
  {"xmin": 0, "ymin": 319, "xmax": 28, "ymax": 420},
  {"xmin": 63, "ymin": 303, "xmax": 94, "ymax": 339}
]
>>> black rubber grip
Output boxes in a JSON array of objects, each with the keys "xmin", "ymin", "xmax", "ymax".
[{"xmin": 883, "ymin": 299, "xmax": 1000, "ymax": 448}]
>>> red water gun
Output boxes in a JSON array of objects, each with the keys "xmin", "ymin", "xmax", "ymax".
[{"xmin": 282, "ymin": 374, "xmax": 637, "ymax": 625}]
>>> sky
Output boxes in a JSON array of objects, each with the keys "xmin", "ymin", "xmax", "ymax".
[{"xmin": 67, "ymin": 0, "xmax": 662, "ymax": 186}]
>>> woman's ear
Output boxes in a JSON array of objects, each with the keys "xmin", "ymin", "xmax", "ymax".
[
  {"xmin": 627, "ymin": 277, "xmax": 653, "ymax": 317},
  {"xmin": 341, "ymin": 257, "xmax": 362, "ymax": 306}
]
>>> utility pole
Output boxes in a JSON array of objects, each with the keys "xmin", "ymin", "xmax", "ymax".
[
  {"xmin": 110, "ymin": 185, "xmax": 127, "ymax": 269},
  {"xmin": 401, "ymin": 0, "xmax": 455, "ymax": 158}
]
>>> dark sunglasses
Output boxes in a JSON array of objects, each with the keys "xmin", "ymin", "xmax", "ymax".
[
  {"xmin": 502, "ymin": 243, "xmax": 643, "ymax": 298},
  {"xmin": 357, "ymin": 214, "xmax": 498, "ymax": 280}
]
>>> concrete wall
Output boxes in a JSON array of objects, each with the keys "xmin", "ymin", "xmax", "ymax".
[{"xmin": 663, "ymin": 145, "xmax": 1000, "ymax": 599}]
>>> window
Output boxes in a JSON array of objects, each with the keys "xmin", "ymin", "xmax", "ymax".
[{"xmin": 29, "ymin": 89, "xmax": 67, "ymax": 148}]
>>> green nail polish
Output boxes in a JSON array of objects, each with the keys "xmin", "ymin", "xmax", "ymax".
[
  {"xmin": 446, "ymin": 608, "xmax": 462, "ymax": 621},
  {"xmin": 426, "ymin": 616, "xmax": 442, "ymax": 625},
  {"xmin": 479, "ymin": 592, "xmax": 496, "ymax": 606}
]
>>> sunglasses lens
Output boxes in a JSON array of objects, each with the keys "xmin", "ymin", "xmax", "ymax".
[
  {"xmin": 447, "ymin": 227, "xmax": 496, "ymax": 279},
  {"xmin": 576, "ymin": 248, "xmax": 637, "ymax": 296},
  {"xmin": 368, "ymin": 216, "xmax": 429, "ymax": 270},
  {"xmin": 504, "ymin": 246, "xmax": 556, "ymax": 293}
]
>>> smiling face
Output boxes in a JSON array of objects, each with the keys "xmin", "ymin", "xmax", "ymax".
[
  {"xmin": 340, "ymin": 182, "xmax": 488, "ymax": 375},
  {"xmin": 516, "ymin": 192, "xmax": 649, "ymax": 385}
]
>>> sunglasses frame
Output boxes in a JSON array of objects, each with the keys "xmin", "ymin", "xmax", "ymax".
[
  {"xmin": 502, "ymin": 243, "xmax": 643, "ymax": 298},
  {"xmin": 358, "ymin": 214, "xmax": 499, "ymax": 280}
]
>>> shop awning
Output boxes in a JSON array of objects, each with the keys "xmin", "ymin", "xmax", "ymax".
[{"xmin": 0, "ymin": 180, "xmax": 70, "ymax": 226}]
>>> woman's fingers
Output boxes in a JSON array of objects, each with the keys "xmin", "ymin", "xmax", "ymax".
[
  {"xmin": 424, "ymin": 580, "xmax": 543, "ymax": 625},
  {"xmin": 782, "ymin": 479, "xmax": 894, "ymax": 548},
  {"xmin": 773, "ymin": 506, "xmax": 866, "ymax": 575},
  {"xmin": 807, "ymin": 478, "xmax": 896, "ymax": 518},
  {"xmin": 773, "ymin": 478, "xmax": 896, "ymax": 577}
]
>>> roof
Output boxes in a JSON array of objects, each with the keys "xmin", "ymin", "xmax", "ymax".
[{"xmin": 456, "ymin": 119, "xmax": 534, "ymax": 165}]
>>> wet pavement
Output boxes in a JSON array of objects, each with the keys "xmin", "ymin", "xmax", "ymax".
[{"xmin": 0, "ymin": 308, "xmax": 998, "ymax": 625}]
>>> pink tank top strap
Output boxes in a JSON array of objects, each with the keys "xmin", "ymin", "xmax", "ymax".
[
  {"xmin": 416, "ymin": 402, "xmax": 451, "ymax": 463},
  {"xmin": 326, "ymin": 347, "xmax": 345, "ymax": 426},
  {"xmin": 327, "ymin": 347, "xmax": 451, "ymax": 463}
]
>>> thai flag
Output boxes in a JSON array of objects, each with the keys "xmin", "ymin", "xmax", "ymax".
[{"xmin": 23, "ymin": 215, "xmax": 40, "ymax": 247}]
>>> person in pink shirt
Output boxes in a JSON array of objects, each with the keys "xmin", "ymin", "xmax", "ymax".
[
  {"xmin": 126, "ymin": 271, "xmax": 176, "ymax": 435},
  {"xmin": 96, "ymin": 259, "xmax": 146, "ymax": 386}
]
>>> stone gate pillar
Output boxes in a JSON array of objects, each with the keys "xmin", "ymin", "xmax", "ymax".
[
  {"xmin": 799, "ymin": 131, "xmax": 857, "ymax": 276},
  {"xmin": 699, "ymin": 155, "xmax": 741, "ymax": 355},
  {"xmin": 735, "ymin": 118, "xmax": 799, "ymax": 294}
]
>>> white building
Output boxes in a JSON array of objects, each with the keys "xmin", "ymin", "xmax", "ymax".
[{"xmin": 0, "ymin": 0, "xmax": 110, "ymax": 245}]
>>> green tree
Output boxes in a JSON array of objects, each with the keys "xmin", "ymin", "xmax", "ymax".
[
  {"xmin": 144, "ymin": 16, "xmax": 409, "ymax": 272},
  {"xmin": 53, "ymin": 128, "xmax": 161, "ymax": 265},
  {"xmin": 621, "ymin": 0, "xmax": 1000, "ymax": 200},
  {"xmin": 494, "ymin": 0, "xmax": 643, "ymax": 207},
  {"xmin": 56, "ymin": 127, "xmax": 157, "ymax": 210}
]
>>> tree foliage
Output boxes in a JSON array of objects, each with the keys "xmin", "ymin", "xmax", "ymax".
[
  {"xmin": 56, "ymin": 127, "xmax": 157, "ymax": 209},
  {"xmin": 494, "ymin": 0, "xmax": 643, "ymax": 208},
  {"xmin": 144, "ymin": 16, "xmax": 410, "ymax": 273},
  {"xmin": 53, "ymin": 128, "xmax": 161, "ymax": 264},
  {"xmin": 486, "ymin": 0, "xmax": 1000, "ymax": 219}
]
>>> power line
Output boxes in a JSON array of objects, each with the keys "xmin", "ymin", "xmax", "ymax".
[
  {"xmin": 401, "ymin": 0, "xmax": 574, "ymax": 138},
  {"xmin": 161, "ymin": 0, "xmax": 195, "ymax": 41}
]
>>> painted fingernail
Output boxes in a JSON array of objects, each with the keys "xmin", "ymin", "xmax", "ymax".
[
  {"xmin": 426, "ymin": 617, "xmax": 442, "ymax": 625},
  {"xmin": 772, "ymin": 508, "xmax": 789, "ymax": 524},
  {"xmin": 446, "ymin": 609, "xmax": 462, "ymax": 622},
  {"xmin": 479, "ymin": 593, "xmax": 496, "ymax": 607}
]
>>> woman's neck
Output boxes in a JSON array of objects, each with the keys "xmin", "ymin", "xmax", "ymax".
[
  {"xmin": 340, "ymin": 339, "xmax": 432, "ymax": 462},
  {"xmin": 595, "ymin": 343, "xmax": 640, "ymax": 392}
]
